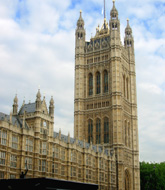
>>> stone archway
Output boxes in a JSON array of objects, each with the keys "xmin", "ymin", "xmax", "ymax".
[{"xmin": 125, "ymin": 169, "xmax": 130, "ymax": 190}]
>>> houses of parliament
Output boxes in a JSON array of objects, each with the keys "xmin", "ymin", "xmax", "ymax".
[{"xmin": 0, "ymin": 1, "xmax": 140, "ymax": 190}]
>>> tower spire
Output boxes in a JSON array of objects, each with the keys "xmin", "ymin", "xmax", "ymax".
[
  {"xmin": 124, "ymin": 18, "xmax": 134, "ymax": 50},
  {"xmin": 103, "ymin": 0, "xmax": 107, "ymax": 29}
]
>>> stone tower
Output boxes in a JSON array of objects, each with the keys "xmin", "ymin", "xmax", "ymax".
[{"xmin": 74, "ymin": 1, "xmax": 140, "ymax": 190}]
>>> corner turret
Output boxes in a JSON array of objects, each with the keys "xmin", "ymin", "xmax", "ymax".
[
  {"xmin": 75, "ymin": 10, "xmax": 86, "ymax": 56},
  {"xmin": 36, "ymin": 89, "xmax": 41, "ymax": 111},
  {"xmin": 13, "ymin": 94, "xmax": 18, "ymax": 115},
  {"xmin": 49, "ymin": 96, "xmax": 54, "ymax": 117},
  {"xmin": 124, "ymin": 19, "xmax": 134, "ymax": 51},
  {"xmin": 109, "ymin": 0, "xmax": 120, "ymax": 41}
]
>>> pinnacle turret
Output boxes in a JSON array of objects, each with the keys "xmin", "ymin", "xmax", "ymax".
[
  {"xmin": 14, "ymin": 94, "xmax": 18, "ymax": 104},
  {"xmin": 49, "ymin": 96, "xmax": 54, "ymax": 117},
  {"xmin": 109, "ymin": 0, "xmax": 120, "ymax": 40},
  {"xmin": 124, "ymin": 19, "xmax": 134, "ymax": 49},
  {"xmin": 110, "ymin": 0, "xmax": 118, "ymax": 19},
  {"xmin": 76, "ymin": 10, "xmax": 84, "ymax": 30},
  {"xmin": 75, "ymin": 10, "xmax": 86, "ymax": 56},
  {"xmin": 13, "ymin": 94, "xmax": 18, "ymax": 115},
  {"xmin": 125, "ymin": 19, "xmax": 132, "ymax": 35},
  {"xmin": 36, "ymin": 89, "xmax": 41, "ymax": 100},
  {"xmin": 50, "ymin": 96, "xmax": 54, "ymax": 105},
  {"xmin": 76, "ymin": 10, "xmax": 85, "ymax": 41},
  {"xmin": 36, "ymin": 89, "xmax": 41, "ymax": 111}
]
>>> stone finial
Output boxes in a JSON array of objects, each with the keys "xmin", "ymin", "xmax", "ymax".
[
  {"xmin": 68, "ymin": 132, "xmax": 70, "ymax": 143},
  {"xmin": 49, "ymin": 96, "xmax": 54, "ymax": 117},
  {"xmin": 36, "ymin": 89, "xmax": 41, "ymax": 100},
  {"xmin": 78, "ymin": 9, "xmax": 83, "ymax": 21},
  {"xmin": 59, "ymin": 128, "xmax": 61, "ymax": 140},
  {"xmin": 77, "ymin": 9, "xmax": 84, "ymax": 27},
  {"xmin": 110, "ymin": 0, "xmax": 118, "ymax": 18},
  {"xmin": 22, "ymin": 110, "xmax": 26, "ymax": 128},
  {"xmin": 127, "ymin": 18, "xmax": 130, "ymax": 26},
  {"xmin": 13, "ymin": 94, "xmax": 18, "ymax": 115},
  {"xmin": 36, "ymin": 89, "xmax": 41, "ymax": 111},
  {"xmin": 50, "ymin": 96, "xmax": 54, "ymax": 105},
  {"xmin": 14, "ymin": 94, "xmax": 18, "ymax": 104}
]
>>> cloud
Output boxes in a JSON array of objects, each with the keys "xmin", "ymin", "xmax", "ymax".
[
  {"xmin": 139, "ymin": 83, "xmax": 163, "ymax": 95},
  {"xmin": 0, "ymin": 0, "xmax": 164, "ymax": 162}
]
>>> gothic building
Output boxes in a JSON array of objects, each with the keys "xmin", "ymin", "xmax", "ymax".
[
  {"xmin": 0, "ymin": 90, "xmax": 116, "ymax": 190},
  {"xmin": 74, "ymin": 0, "xmax": 140, "ymax": 189},
  {"xmin": 0, "ymin": 1, "xmax": 140, "ymax": 190}
]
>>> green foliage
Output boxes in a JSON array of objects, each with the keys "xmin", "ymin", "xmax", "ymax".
[{"xmin": 140, "ymin": 161, "xmax": 165, "ymax": 190}]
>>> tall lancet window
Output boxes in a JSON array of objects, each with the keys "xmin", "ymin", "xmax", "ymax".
[
  {"xmin": 104, "ymin": 70, "xmax": 108, "ymax": 93},
  {"xmin": 96, "ymin": 119, "xmax": 101, "ymax": 144},
  {"xmin": 88, "ymin": 119, "xmax": 93, "ymax": 143},
  {"xmin": 89, "ymin": 73, "xmax": 93, "ymax": 96},
  {"xmin": 123, "ymin": 75, "xmax": 126, "ymax": 97},
  {"xmin": 96, "ymin": 72, "xmax": 101, "ymax": 94},
  {"xmin": 125, "ymin": 120, "xmax": 127, "ymax": 146},
  {"xmin": 104, "ymin": 117, "xmax": 109, "ymax": 143},
  {"xmin": 126, "ymin": 77, "xmax": 129, "ymax": 100},
  {"xmin": 128, "ymin": 122, "xmax": 130, "ymax": 148}
]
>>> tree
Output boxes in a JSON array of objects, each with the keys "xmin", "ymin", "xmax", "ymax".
[{"xmin": 140, "ymin": 161, "xmax": 165, "ymax": 190}]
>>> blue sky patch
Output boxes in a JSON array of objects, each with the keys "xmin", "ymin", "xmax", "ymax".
[{"xmin": 14, "ymin": 0, "xmax": 29, "ymax": 22}]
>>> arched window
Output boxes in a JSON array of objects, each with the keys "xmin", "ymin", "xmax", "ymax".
[
  {"xmin": 126, "ymin": 77, "xmax": 129, "ymax": 99},
  {"xmin": 125, "ymin": 169, "xmax": 130, "ymax": 190},
  {"xmin": 96, "ymin": 119, "xmax": 101, "ymax": 144},
  {"xmin": 103, "ymin": 70, "xmax": 108, "ymax": 93},
  {"xmin": 96, "ymin": 72, "xmax": 101, "ymax": 94},
  {"xmin": 128, "ymin": 122, "xmax": 130, "ymax": 148},
  {"xmin": 89, "ymin": 73, "xmax": 93, "ymax": 96},
  {"xmin": 112, "ymin": 23, "xmax": 117, "ymax": 30},
  {"xmin": 88, "ymin": 119, "xmax": 93, "ymax": 143},
  {"xmin": 104, "ymin": 117, "xmax": 109, "ymax": 143},
  {"xmin": 123, "ymin": 75, "xmax": 126, "ymax": 97}
]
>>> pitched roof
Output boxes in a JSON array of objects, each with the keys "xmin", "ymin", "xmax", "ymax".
[
  {"xmin": 53, "ymin": 131, "xmax": 109, "ymax": 156},
  {"xmin": 19, "ymin": 102, "xmax": 36, "ymax": 115},
  {"xmin": 0, "ymin": 112, "xmax": 29, "ymax": 129}
]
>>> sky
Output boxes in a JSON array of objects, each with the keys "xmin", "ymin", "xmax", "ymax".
[{"xmin": 0, "ymin": 0, "xmax": 164, "ymax": 162}]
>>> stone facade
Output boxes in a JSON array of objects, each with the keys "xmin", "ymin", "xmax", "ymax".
[
  {"xmin": 74, "ymin": 1, "xmax": 140, "ymax": 190},
  {"xmin": 0, "ymin": 90, "xmax": 116, "ymax": 190},
  {"xmin": 0, "ymin": 1, "xmax": 140, "ymax": 190}
]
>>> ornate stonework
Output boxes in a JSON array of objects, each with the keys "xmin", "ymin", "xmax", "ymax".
[
  {"xmin": 0, "ymin": 1, "xmax": 140, "ymax": 190},
  {"xmin": 74, "ymin": 1, "xmax": 140, "ymax": 190},
  {"xmin": 0, "ymin": 90, "xmax": 116, "ymax": 190}
]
